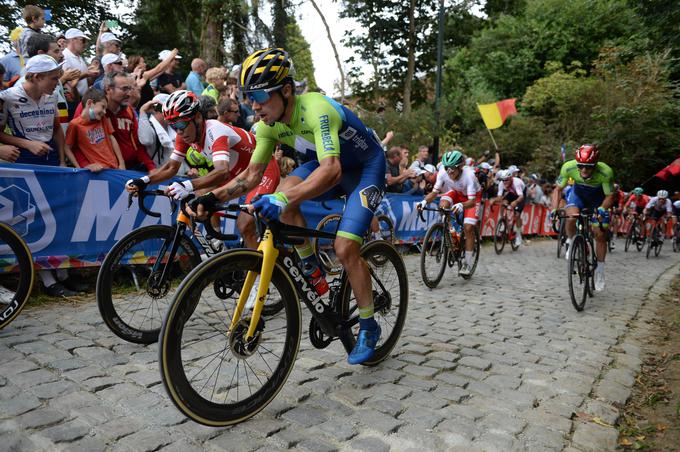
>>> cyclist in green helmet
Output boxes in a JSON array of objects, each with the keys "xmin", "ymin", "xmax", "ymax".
[{"xmin": 417, "ymin": 149, "xmax": 482, "ymax": 277}]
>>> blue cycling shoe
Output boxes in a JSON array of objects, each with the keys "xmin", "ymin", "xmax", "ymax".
[{"xmin": 347, "ymin": 325, "xmax": 381, "ymax": 365}]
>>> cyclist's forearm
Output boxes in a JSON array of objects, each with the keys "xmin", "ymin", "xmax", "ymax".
[
  {"xmin": 424, "ymin": 191, "xmax": 438, "ymax": 204},
  {"xmin": 148, "ymin": 160, "xmax": 180, "ymax": 184},
  {"xmin": 600, "ymin": 194, "xmax": 614, "ymax": 210},
  {"xmin": 213, "ymin": 163, "xmax": 264, "ymax": 201}
]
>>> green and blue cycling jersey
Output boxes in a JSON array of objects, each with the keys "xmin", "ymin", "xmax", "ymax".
[
  {"xmin": 556, "ymin": 160, "xmax": 614, "ymax": 210},
  {"xmin": 251, "ymin": 92, "xmax": 385, "ymax": 243}
]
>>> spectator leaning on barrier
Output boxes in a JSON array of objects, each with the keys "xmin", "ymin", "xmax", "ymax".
[
  {"xmin": 156, "ymin": 50, "xmax": 184, "ymax": 94},
  {"xmin": 527, "ymin": 173, "xmax": 544, "ymax": 204},
  {"xmin": 185, "ymin": 58, "xmax": 207, "ymax": 96},
  {"xmin": 65, "ymin": 87, "xmax": 124, "ymax": 171},
  {"xmin": 0, "ymin": 55, "xmax": 65, "ymax": 166},
  {"xmin": 409, "ymin": 145, "xmax": 430, "ymax": 172},
  {"xmin": 101, "ymin": 71, "xmax": 155, "ymax": 171}
]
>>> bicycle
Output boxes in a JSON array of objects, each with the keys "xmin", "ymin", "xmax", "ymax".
[
  {"xmin": 624, "ymin": 213, "xmax": 645, "ymax": 253},
  {"xmin": 158, "ymin": 204, "xmax": 408, "ymax": 426},
  {"xmin": 645, "ymin": 218, "xmax": 665, "ymax": 259},
  {"xmin": 96, "ymin": 189, "xmax": 255, "ymax": 344},
  {"xmin": 552, "ymin": 209, "xmax": 568, "ymax": 259},
  {"xmin": 559, "ymin": 209, "xmax": 600, "ymax": 311},
  {"xmin": 418, "ymin": 205, "xmax": 480, "ymax": 288},
  {"xmin": 493, "ymin": 202, "xmax": 520, "ymax": 254},
  {"xmin": 314, "ymin": 206, "xmax": 394, "ymax": 276},
  {"xmin": 673, "ymin": 221, "xmax": 680, "ymax": 253},
  {"xmin": 0, "ymin": 222, "xmax": 35, "ymax": 329}
]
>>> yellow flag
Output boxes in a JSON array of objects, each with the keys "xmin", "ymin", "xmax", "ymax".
[{"xmin": 477, "ymin": 103, "xmax": 504, "ymax": 129}]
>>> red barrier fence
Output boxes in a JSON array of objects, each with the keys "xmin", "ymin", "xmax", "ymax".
[{"xmin": 479, "ymin": 201, "xmax": 556, "ymax": 238}]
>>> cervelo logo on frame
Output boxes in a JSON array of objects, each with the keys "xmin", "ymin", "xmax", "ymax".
[{"xmin": 0, "ymin": 169, "xmax": 56, "ymax": 253}]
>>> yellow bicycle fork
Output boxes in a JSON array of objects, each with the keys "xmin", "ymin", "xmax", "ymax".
[{"xmin": 229, "ymin": 229, "xmax": 279, "ymax": 340}]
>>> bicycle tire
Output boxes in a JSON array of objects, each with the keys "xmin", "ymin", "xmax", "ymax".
[
  {"xmin": 556, "ymin": 220, "xmax": 566, "ymax": 259},
  {"xmin": 624, "ymin": 226, "xmax": 633, "ymax": 252},
  {"xmin": 586, "ymin": 238, "xmax": 595, "ymax": 298},
  {"xmin": 0, "ymin": 223, "xmax": 34, "ymax": 330},
  {"xmin": 646, "ymin": 227, "xmax": 654, "ymax": 259},
  {"xmin": 494, "ymin": 219, "xmax": 506, "ymax": 254},
  {"xmin": 339, "ymin": 240, "xmax": 408, "ymax": 366},
  {"xmin": 635, "ymin": 224, "xmax": 645, "ymax": 252},
  {"xmin": 159, "ymin": 249, "xmax": 301, "ymax": 426},
  {"xmin": 568, "ymin": 235, "xmax": 588, "ymax": 311},
  {"xmin": 373, "ymin": 214, "xmax": 395, "ymax": 244},
  {"xmin": 420, "ymin": 222, "xmax": 447, "ymax": 288},
  {"xmin": 313, "ymin": 213, "xmax": 342, "ymax": 276},
  {"xmin": 460, "ymin": 228, "xmax": 481, "ymax": 280},
  {"xmin": 96, "ymin": 225, "xmax": 201, "ymax": 344},
  {"xmin": 654, "ymin": 225, "xmax": 663, "ymax": 257}
]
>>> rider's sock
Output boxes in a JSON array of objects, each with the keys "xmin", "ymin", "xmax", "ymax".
[
  {"xmin": 465, "ymin": 252, "xmax": 473, "ymax": 267},
  {"xmin": 358, "ymin": 305, "xmax": 378, "ymax": 331},
  {"xmin": 596, "ymin": 261, "xmax": 605, "ymax": 273}
]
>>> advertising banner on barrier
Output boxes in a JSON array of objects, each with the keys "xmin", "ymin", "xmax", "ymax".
[{"xmin": 1, "ymin": 164, "xmax": 558, "ymax": 270}]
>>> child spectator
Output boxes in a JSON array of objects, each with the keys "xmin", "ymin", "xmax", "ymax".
[
  {"xmin": 18, "ymin": 5, "xmax": 46, "ymax": 60},
  {"xmin": 65, "ymin": 88, "xmax": 124, "ymax": 172},
  {"xmin": 279, "ymin": 156, "xmax": 296, "ymax": 178}
]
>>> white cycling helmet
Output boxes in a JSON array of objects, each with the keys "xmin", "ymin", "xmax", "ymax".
[{"xmin": 657, "ymin": 189, "xmax": 668, "ymax": 199}]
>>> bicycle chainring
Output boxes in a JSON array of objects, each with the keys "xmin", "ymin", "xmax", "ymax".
[{"xmin": 309, "ymin": 317, "xmax": 333, "ymax": 349}]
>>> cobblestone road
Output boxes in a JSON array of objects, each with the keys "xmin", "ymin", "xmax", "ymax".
[{"xmin": 1, "ymin": 240, "xmax": 679, "ymax": 452}]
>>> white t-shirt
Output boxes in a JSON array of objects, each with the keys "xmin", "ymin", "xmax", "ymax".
[
  {"xmin": 433, "ymin": 166, "xmax": 480, "ymax": 199},
  {"xmin": 497, "ymin": 177, "xmax": 526, "ymax": 198},
  {"xmin": 645, "ymin": 197, "xmax": 672, "ymax": 213},
  {"xmin": 0, "ymin": 83, "xmax": 58, "ymax": 142},
  {"xmin": 62, "ymin": 48, "xmax": 89, "ymax": 96}
]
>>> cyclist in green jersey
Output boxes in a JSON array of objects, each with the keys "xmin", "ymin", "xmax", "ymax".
[
  {"xmin": 551, "ymin": 144, "xmax": 615, "ymax": 291},
  {"xmin": 190, "ymin": 48, "xmax": 388, "ymax": 364}
]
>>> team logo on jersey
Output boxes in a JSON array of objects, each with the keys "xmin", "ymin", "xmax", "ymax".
[{"xmin": 359, "ymin": 185, "xmax": 383, "ymax": 211}]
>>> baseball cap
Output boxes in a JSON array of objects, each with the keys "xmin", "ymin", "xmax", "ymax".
[
  {"xmin": 25, "ymin": 55, "xmax": 64, "ymax": 74},
  {"xmin": 153, "ymin": 93, "xmax": 170, "ymax": 104},
  {"xmin": 424, "ymin": 164, "xmax": 436, "ymax": 174},
  {"xmin": 64, "ymin": 28, "xmax": 89, "ymax": 40},
  {"xmin": 100, "ymin": 32, "xmax": 121, "ymax": 44},
  {"xmin": 159, "ymin": 50, "xmax": 181, "ymax": 61},
  {"xmin": 479, "ymin": 162, "xmax": 492, "ymax": 170},
  {"xmin": 529, "ymin": 173, "xmax": 539, "ymax": 180},
  {"xmin": 101, "ymin": 53, "xmax": 122, "ymax": 66},
  {"xmin": 508, "ymin": 165, "xmax": 519, "ymax": 173}
]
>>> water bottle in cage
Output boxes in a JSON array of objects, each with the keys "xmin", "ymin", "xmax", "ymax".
[{"xmin": 303, "ymin": 263, "xmax": 329, "ymax": 296}]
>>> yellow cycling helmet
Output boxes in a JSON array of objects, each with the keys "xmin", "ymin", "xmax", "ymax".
[{"xmin": 240, "ymin": 48, "xmax": 295, "ymax": 92}]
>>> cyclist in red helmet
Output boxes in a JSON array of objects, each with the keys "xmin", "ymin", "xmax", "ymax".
[
  {"xmin": 125, "ymin": 90, "xmax": 280, "ymax": 248},
  {"xmin": 551, "ymin": 144, "xmax": 615, "ymax": 291}
]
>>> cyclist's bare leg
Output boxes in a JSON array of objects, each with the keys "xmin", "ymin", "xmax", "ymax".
[
  {"xmin": 565, "ymin": 206, "xmax": 579, "ymax": 238},
  {"xmin": 594, "ymin": 226, "xmax": 608, "ymax": 262},
  {"xmin": 370, "ymin": 216, "xmax": 379, "ymax": 234},
  {"xmin": 334, "ymin": 237, "xmax": 371, "ymax": 310},
  {"xmin": 237, "ymin": 212, "xmax": 258, "ymax": 249},
  {"xmin": 464, "ymin": 223, "xmax": 475, "ymax": 252}
]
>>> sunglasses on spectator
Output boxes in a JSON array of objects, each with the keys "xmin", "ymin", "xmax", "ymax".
[
  {"xmin": 169, "ymin": 120, "xmax": 191, "ymax": 131},
  {"xmin": 245, "ymin": 88, "xmax": 280, "ymax": 104},
  {"xmin": 576, "ymin": 163, "xmax": 595, "ymax": 169}
]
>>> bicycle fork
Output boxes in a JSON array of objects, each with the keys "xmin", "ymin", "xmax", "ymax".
[{"xmin": 230, "ymin": 229, "xmax": 279, "ymax": 340}]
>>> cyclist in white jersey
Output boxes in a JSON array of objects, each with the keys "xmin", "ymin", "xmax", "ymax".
[
  {"xmin": 492, "ymin": 169, "xmax": 526, "ymax": 246},
  {"xmin": 417, "ymin": 150, "xmax": 481, "ymax": 276},
  {"xmin": 643, "ymin": 190, "xmax": 672, "ymax": 239}
]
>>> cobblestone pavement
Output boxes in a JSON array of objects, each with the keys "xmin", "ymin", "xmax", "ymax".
[{"xmin": 1, "ymin": 240, "xmax": 679, "ymax": 452}]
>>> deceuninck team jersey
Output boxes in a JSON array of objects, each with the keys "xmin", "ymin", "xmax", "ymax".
[
  {"xmin": 433, "ymin": 166, "xmax": 480, "ymax": 198},
  {"xmin": 0, "ymin": 83, "xmax": 58, "ymax": 143},
  {"xmin": 250, "ymin": 92, "xmax": 382, "ymax": 167},
  {"xmin": 171, "ymin": 119, "xmax": 255, "ymax": 178}
]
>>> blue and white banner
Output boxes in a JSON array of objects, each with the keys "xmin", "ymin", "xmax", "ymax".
[{"xmin": 1, "ymin": 164, "xmax": 437, "ymax": 270}]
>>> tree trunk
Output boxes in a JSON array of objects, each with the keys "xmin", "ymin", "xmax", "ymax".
[
  {"xmin": 228, "ymin": 0, "xmax": 248, "ymax": 65},
  {"xmin": 200, "ymin": 0, "xmax": 225, "ymax": 67},
  {"xmin": 272, "ymin": 0, "xmax": 288, "ymax": 48},
  {"xmin": 403, "ymin": 0, "xmax": 417, "ymax": 115},
  {"xmin": 309, "ymin": 0, "xmax": 345, "ymax": 101}
]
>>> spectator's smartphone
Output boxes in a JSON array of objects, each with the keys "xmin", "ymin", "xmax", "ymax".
[{"xmin": 106, "ymin": 20, "xmax": 119, "ymax": 29}]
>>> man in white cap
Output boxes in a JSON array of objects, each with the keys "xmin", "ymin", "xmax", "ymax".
[
  {"xmin": 156, "ymin": 50, "xmax": 184, "ymax": 94},
  {"xmin": 92, "ymin": 53, "xmax": 123, "ymax": 91},
  {"xmin": 61, "ymin": 28, "xmax": 97, "ymax": 99},
  {"xmin": 0, "ymin": 55, "xmax": 65, "ymax": 166},
  {"xmin": 94, "ymin": 31, "xmax": 122, "ymax": 76}
]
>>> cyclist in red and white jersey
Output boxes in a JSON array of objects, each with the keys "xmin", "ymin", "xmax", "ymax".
[
  {"xmin": 417, "ymin": 150, "xmax": 481, "ymax": 276},
  {"xmin": 125, "ymin": 90, "xmax": 279, "ymax": 247},
  {"xmin": 492, "ymin": 169, "xmax": 526, "ymax": 247},
  {"xmin": 643, "ymin": 190, "xmax": 672, "ymax": 238}
]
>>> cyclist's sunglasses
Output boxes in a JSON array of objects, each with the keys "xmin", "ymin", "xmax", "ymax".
[
  {"xmin": 576, "ymin": 163, "xmax": 595, "ymax": 169},
  {"xmin": 245, "ymin": 88, "xmax": 280, "ymax": 104},
  {"xmin": 169, "ymin": 120, "xmax": 191, "ymax": 131}
]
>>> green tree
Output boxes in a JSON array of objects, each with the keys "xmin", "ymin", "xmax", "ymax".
[{"xmin": 285, "ymin": 19, "xmax": 317, "ymax": 91}]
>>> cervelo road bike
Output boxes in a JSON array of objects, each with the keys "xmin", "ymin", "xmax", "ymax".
[
  {"xmin": 158, "ymin": 204, "xmax": 408, "ymax": 426},
  {"xmin": 97, "ymin": 189, "xmax": 259, "ymax": 344},
  {"xmin": 0, "ymin": 222, "xmax": 34, "ymax": 329},
  {"xmin": 493, "ymin": 202, "xmax": 520, "ymax": 254},
  {"xmin": 419, "ymin": 205, "xmax": 480, "ymax": 288},
  {"xmin": 645, "ymin": 217, "xmax": 665, "ymax": 259},
  {"xmin": 313, "ymin": 201, "xmax": 395, "ymax": 276},
  {"xmin": 560, "ymin": 209, "xmax": 603, "ymax": 312}
]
